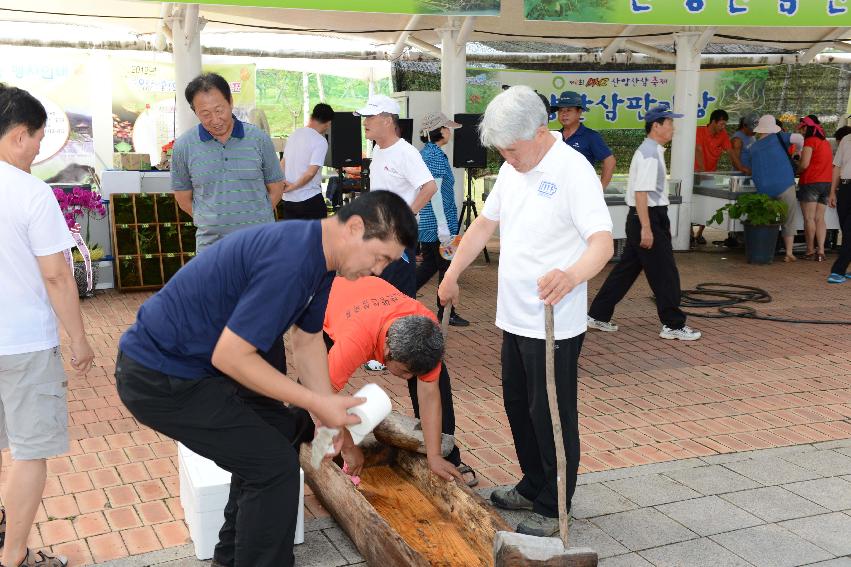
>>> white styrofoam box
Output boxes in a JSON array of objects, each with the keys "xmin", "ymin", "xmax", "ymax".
[{"xmin": 178, "ymin": 443, "xmax": 304, "ymax": 560}]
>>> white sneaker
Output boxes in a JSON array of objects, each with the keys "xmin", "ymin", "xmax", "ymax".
[
  {"xmin": 587, "ymin": 316, "xmax": 619, "ymax": 332},
  {"xmin": 364, "ymin": 360, "xmax": 386, "ymax": 371},
  {"xmin": 660, "ymin": 325, "xmax": 702, "ymax": 341}
]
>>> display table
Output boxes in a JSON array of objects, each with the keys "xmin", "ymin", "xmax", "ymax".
[
  {"xmin": 604, "ymin": 176, "xmax": 683, "ymax": 239},
  {"xmin": 690, "ymin": 171, "xmax": 840, "ymax": 232}
]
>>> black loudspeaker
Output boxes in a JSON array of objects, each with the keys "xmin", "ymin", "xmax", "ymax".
[
  {"xmin": 398, "ymin": 118, "xmax": 413, "ymax": 145},
  {"xmin": 325, "ymin": 112, "xmax": 362, "ymax": 168},
  {"xmin": 452, "ymin": 113, "xmax": 487, "ymax": 168}
]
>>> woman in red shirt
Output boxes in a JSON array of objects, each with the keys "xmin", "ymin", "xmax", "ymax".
[{"xmin": 797, "ymin": 115, "xmax": 833, "ymax": 261}]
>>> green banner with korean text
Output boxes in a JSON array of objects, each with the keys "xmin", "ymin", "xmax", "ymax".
[
  {"xmin": 466, "ymin": 67, "xmax": 770, "ymax": 130},
  {"xmin": 526, "ymin": 0, "xmax": 851, "ymax": 26},
  {"xmin": 150, "ymin": 0, "xmax": 499, "ymax": 15}
]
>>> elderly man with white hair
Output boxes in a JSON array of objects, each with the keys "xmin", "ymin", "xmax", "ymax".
[{"xmin": 438, "ymin": 86, "xmax": 614, "ymax": 536}]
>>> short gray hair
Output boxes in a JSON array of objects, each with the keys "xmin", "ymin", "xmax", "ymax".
[
  {"xmin": 386, "ymin": 315, "xmax": 444, "ymax": 376},
  {"xmin": 479, "ymin": 85, "xmax": 548, "ymax": 149}
]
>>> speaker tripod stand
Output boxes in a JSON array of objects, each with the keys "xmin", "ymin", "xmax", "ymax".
[{"xmin": 458, "ymin": 170, "xmax": 490, "ymax": 264}]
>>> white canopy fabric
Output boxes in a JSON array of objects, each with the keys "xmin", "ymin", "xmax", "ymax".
[{"xmin": 0, "ymin": 0, "xmax": 849, "ymax": 57}]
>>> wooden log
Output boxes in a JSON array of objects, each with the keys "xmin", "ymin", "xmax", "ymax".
[
  {"xmin": 298, "ymin": 444, "xmax": 429, "ymax": 567},
  {"xmin": 373, "ymin": 411, "xmax": 455, "ymax": 457},
  {"xmin": 493, "ymin": 532, "xmax": 598, "ymax": 567},
  {"xmin": 395, "ymin": 449, "xmax": 512, "ymax": 543}
]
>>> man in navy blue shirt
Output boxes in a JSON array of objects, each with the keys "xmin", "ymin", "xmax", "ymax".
[
  {"xmin": 553, "ymin": 90, "xmax": 616, "ymax": 189},
  {"xmin": 115, "ymin": 190, "xmax": 417, "ymax": 567}
]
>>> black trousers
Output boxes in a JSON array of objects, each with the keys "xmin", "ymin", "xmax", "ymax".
[
  {"xmin": 406, "ymin": 363, "xmax": 461, "ymax": 466},
  {"xmin": 831, "ymin": 181, "xmax": 851, "ymax": 276},
  {"xmin": 115, "ymin": 351, "xmax": 310, "ymax": 567},
  {"xmin": 502, "ymin": 331, "xmax": 583, "ymax": 518},
  {"xmin": 415, "ymin": 241, "xmax": 457, "ymax": 317},
  {"xmin": 588, "ymin": 206, "xmax": 687, "ymax": 330},
  {"xmin": 279, "ymin": 193, "xmax": 328, "ymax": 221},
  {"xmin": 380, "ymin": 246, "xmax": 417, "ymax": 298}
]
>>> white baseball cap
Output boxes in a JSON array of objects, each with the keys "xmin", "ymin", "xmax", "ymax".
[{"xmin": 354, "ymin": 95, "xmax": 400, "ymax": 117}]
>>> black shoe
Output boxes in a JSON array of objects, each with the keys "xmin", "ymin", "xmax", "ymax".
[{"xmin": 449, "ymin": 312, "xmax": 470, "ymax": 327}]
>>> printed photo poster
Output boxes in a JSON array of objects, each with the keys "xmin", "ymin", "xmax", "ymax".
[
  {"xmin": 466, "ymin": 67, "xmax": 770, "ymax": 130},
  {"xmin": 111, "ymin": 59, "xmax": 256, "ymax": 166},
  {"xmin": 0, "ymin": 56, "xmax": 96, "ymax": 184}
]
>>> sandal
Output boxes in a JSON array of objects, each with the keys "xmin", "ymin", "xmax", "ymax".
[
  {"xmin": 457, "ymin": 463, "xmax": 479, "ymax": 488},
  {"xmin": 784, "ymin": 255, "xmax": 797, "ymax": 263},
  {"xmin": 12, "ymin": 548, "xmax": 67, "ymax": 567},
  {"xmin": 816, "ymin": 253, "xmax": 826, "ymax": 262},
  {"xmin": 803, "ymin": 252, "xmax": 816, "ymax": 260}
]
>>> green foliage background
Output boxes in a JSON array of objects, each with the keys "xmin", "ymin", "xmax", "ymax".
[{"xmin": 256, "ymin": 69, "xmax": 391, "ymax": 138}]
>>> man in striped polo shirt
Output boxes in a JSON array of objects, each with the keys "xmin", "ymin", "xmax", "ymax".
[{"xmin": 172, "ymin": 73, "xmax": 284, "ymax": 252}]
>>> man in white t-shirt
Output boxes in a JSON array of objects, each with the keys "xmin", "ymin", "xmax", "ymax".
[
  {"xmin": 0, "ymin": 85, "xmax": 95, "ymax": 567},
  {"xmin": 355, "ymin": 95, "xmax": 437, "ymax": 298},
  {"xmin": 438, "ymin": 86, "xmax": 614, "ymax": 537},
  {"xmin": 280, "ymin": 103, "xmax": 333, "ymax": 220}
]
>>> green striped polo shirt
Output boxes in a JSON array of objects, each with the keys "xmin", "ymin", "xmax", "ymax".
[{"xmin": 171, "ymin": 117, "xmax": 283, "ymax": 250}]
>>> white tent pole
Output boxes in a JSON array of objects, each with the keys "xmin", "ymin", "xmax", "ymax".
[
  {"xmin": 440, "ymin": 19, "xmax": 467, "ymax": 213},
  {"xmin": 171, "ymin": 4, "xmax": 204, "ymax": 136},
  {"xmin": 670, "ymin": 31, "xmax": 701, "ymax": 252}
]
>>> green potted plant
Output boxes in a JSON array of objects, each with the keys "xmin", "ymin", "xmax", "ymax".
[{"xmin": 708, "ymin": 192, "xmax": 788, "ymax": 264}]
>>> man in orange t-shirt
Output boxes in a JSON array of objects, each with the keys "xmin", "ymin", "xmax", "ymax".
[
  {"xmin": 323, "ymin": 276, "xmax": 470, "ymax": 484},
  {"xmin": 693, "ymin": 108, "xmax": 746, "ymax": 244}
]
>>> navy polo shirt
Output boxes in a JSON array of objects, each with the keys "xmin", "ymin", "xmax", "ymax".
[
  {"xmin": 119, "ymin": 221, "xmax": 333, "ymax": 379},
  {"xmin": 560, "ymin": 124, "xmax": 613, "ymax": 166}
]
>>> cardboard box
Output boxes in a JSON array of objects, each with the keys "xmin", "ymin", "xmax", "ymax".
[
  {"xmin": 113, "ymin": 152, "xmax": 151, "ymax": 171},
  {"xmin": 178, "ymin": 443, "xmax": 304, "ymax": 560}
]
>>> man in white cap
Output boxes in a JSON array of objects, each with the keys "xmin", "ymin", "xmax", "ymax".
[{"xmin": 356, "ymin": 94, "xmax": 437, "ymax": 299}]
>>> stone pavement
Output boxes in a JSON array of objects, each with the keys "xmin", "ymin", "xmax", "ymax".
[
  {"xmin": 9, "ymin": 238, "xmax": 851, "ymax": 565},
  {"xmin": 91, "ymin": 439, "xmax": 851, "ymax": 566}
]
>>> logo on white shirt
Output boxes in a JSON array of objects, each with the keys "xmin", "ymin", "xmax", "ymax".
[{"xmin": 538, "ymin": 181, "xmax": 558, "ymax": 198}]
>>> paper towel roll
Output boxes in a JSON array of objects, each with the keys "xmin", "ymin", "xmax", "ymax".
[{"xmin": 346, "ymin": 383, "xmax": 392, "ymax": 445}]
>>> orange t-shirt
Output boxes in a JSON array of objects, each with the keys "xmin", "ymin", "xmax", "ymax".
[
  {"xmin": 799, "ymin": 136, "xmax": 833, "ymax": 185},
  {"xmin": 323, "ymin": 276, "xmax": 441, "ymax": 392},
  {"xmin": 695, "ymin": 125, "xmax": 732, "ymax": 172}
]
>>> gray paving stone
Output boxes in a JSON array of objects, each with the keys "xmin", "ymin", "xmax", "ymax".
[
  {"xmin": 803, "ymin": 559, "xmax": 851, "ymax": 566},
  {"xmin": 781, "ymin": 449, "xmax": 851, "ymax": 477},
  {"xmin": 94, "ymin": 545, "xmax": 198, "ymax": 566},
  {"xmin": 721, "ymin": 486, "xmax": 829, "ymax": 523},
  {"xmin": 813, "ymin": 439, "xmax": 851, "ymax": 451},
  {"xmin": 656, "ymin": 495, "xmax": 764, "ymax": 536},
  {"xmin": 570, "ymin": 518, "xmax": 630, "ymax": 559},
  {"xmin": 592, "ymin": 507, "xmax": 698, "ymax": 551},
  {"xmin": 783, "ymin": 477, "xmax": 851, "ymax": 511},
  {"xmin": 701, "ymin": 446, "xmax": 817, "ymax": 465},
  {"xmin": 573, "ymin": 482, "xmax": 638, "ymax": 519},
  {"xmin": 664, "ymin": 464, "xmax": 762, "ymax": 496},
  {"xmin": 599, "ymin": 553, "xmax": 654, "ymax": 567},
  {"xmin": 293, "ymin": 529, "xmax": 349, "ymax": 566},
  {"xmin": 577, "ymin": 458, "xmax": 704, "ymax": 485},
  {"xmin": 323, "ymin": 526, "xmax": 364, "ymax": 564},
  {"xmin": 779, "ymin": 512, "xmax": 851, "ymax": 556},
  {"xmin": 711, "ymin": 524, "xmax": 833, "ymax": 567},
  {"xmin": 724, "ymin": 457, "xmax": 823, "ymax": 486},
  {"xmin": 605, "ymin": 474, "xmax": 701, "ymax": 507},
  {"xmin": 639, "ymin": 537, "xmax": 756, "ymax": 567},
  {"xmin": 836, "ymin": 447, "xmax": 851, "ymax": 458}
]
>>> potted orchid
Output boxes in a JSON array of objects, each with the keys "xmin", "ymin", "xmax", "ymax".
[{"xmin": 53, "ymin": 186, "xmax": 107, "ymax": 297}]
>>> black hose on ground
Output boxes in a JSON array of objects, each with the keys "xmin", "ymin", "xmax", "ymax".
[{"xmin": 680, "ymin": 283, "xmax": 851, "ymax": 325}]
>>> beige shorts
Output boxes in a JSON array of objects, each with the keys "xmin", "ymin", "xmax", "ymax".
[{"xmin": 0, "ymin": 347, "xmax": 69, "ymax": 460}]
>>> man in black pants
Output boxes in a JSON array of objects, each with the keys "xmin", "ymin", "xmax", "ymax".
[
  {"xmin": 828, "ymin": 131, "xmax": 851, "ymax": 283},
  {"xmin": 439, "ymin": 86, "xmax": 614, "ymax": 537},
  {"xmin": 115, "ymin": 191, "xmax": 417, "ymax": 567},
  {"xmin": 279, "ymin": 103, "xmax": 334, "ymax": 220},
  {"xmin": 587, "ymin": 107, "xmax": 702, "ymax": 342}
]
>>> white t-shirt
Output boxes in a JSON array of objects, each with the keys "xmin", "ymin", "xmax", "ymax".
[
  {"xmin": 369, "ymin": 138, "xmax": 434, "ymax": 207},
  {"xmin": 482, "ymin": 133, "xmax": 613, "ymax": 340},
  {"xmin": 0, "ymin": 161, "xmax": 75, "ymax": 356},
  {"xmin": 626, "ymin": 138, "xmax": 670, "ymax": 207},
  {"xmin": 283, "ymin": 126, "xmax": 328, "ymax": 203},
  {"xmin": 833, "ymin": 135, "xmax": 851, "ymax": 180}
]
